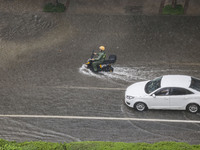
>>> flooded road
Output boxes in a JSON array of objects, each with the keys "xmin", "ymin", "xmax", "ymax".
[
  {"xmin": 80, "ymin": 64, "xmax": 200, "ymax": 85},
  {"xmin": 0, "ymin": 14, "xmax": 200, "ymax": 144}
]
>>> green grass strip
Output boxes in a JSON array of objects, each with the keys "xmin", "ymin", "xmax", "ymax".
[
  {"xmin": 43, "ymin": 3, "xmax": 66, "ymax": 12},
  {"xmin": 162, "ymin": 4, "xmax": 184, "ymax": 15},
  {"xmin": 0, "ymin": 139, "xmax": 200, "ymax": 150}
]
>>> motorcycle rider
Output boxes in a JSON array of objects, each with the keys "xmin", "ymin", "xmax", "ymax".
[{"xmin": 91, "ymin": 46, "xmax": 106, "ymax": 72}]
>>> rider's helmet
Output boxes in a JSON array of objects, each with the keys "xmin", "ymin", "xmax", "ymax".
[{"xmin": 99, "ymin": 46, "xmax": 105, "ymax": 51}]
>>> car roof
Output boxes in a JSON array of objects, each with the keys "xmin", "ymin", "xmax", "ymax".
[{"xmin": 161, "ymin": 75, "xmax": 191, "ymax": 88}]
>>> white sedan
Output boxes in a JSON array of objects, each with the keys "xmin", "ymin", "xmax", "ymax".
[{"xmin": 125, "ymin": 75, "xmax": 200, "ymax": 113}]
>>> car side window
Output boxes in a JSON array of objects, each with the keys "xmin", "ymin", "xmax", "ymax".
[
  {"xmin": 170, "ymin": 88, "xmax": 193, "ymax": 95},
  {"xmin": 154, "ymin": 88, "xmax": 170, "ymax": 96}
]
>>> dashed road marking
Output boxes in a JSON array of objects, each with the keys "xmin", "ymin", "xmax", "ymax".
[
  {"xmin": 170, "ymin": 62, "xmax": 200, "ymax": 66},
  {"xmin": 54, "ymin": 86, "xmax": 126, "ymax": 91},
  {"xmin": 0, "ymin": 115, "xmax": 199, "ymax": 124}
]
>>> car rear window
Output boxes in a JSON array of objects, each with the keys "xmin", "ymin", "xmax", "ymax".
[{"xmin": 190, "ymin": 77, "xmax": 200, "ymax": 92}]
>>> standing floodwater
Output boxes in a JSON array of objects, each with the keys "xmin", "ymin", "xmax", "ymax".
[{"xmin": 79, "ymin": 64, "xmax": 200, "ymax": 84}]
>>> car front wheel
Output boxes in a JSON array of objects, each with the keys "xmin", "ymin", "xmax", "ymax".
[
  {"xmin": 134, "ymin": 102, "xmax": 147, "ymax": 112},
  {"xmin": 187, "ymin": 103, "xmax": 199, "ymax": 113}
]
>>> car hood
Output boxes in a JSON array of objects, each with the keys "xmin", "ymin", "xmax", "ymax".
[{"xmin": 126, "ymin": 81, "xmax": 149, "ymax": 97}]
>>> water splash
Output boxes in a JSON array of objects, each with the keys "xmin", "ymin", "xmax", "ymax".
[
  {"xmin": 79, "ymin": 65, "xmax": 148, "ymax": 83},
  {"xmin": 79, "ymin": 64, "xmax": 200, "ymax": 84},
  {"xmin": 79, "ymin": 64, "xmax": 105, "ymax": 79}
]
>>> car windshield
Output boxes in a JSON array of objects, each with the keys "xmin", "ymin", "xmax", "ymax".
[
  {"xmin": 190, "ymin": 77, "xmax": 200, "ymax": 92},
  {"xmin": 145, "ymin": 77, "xmax": 162, "ymax": 94}
]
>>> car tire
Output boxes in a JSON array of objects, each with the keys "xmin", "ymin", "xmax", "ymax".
[
  {"xmin": 187, "ymin": 103, "xmax": 199, "ymax": 114},
  {"xmin": 134, "ymin": 102, "xmax": 147, "ymax": 112}
]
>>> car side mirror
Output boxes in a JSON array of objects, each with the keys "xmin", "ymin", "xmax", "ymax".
[{"xmin": 152, "ymin": 94, "xmax": 156, "ymax": 98}]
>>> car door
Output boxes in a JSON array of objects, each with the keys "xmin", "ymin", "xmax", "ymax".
[
  {"xmin": 168, "ymin": 87, "xmax": 194, "ymax": 109},
  {"xmin": 147, "ymin": 88, "xmax": 170, "ymax": 109}
]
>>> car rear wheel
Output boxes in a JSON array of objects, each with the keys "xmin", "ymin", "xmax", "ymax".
[
  {"xmin": 134, "ymin": 102, "xmax": 147, "ymax": 112},
  {"xmin": 187, "ymin": 103, "xmax": 199, "ymax": 113}
]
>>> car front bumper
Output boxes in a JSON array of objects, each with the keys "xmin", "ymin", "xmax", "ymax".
[{"xmin": 125, "ymin": 99, "xmax": 134, "ymax": 108}]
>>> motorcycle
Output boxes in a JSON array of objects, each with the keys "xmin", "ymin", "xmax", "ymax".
[{"xmin": 85, "ymin": 50, "xmax": 117, "ymax": 72}]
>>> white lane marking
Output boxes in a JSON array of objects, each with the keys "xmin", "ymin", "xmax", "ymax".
[
  {"xmin": 54, "ymin": 86, "xmax": 126, "ymax": 91},
  {"xmin": 170, "ymin": 62, "xmax": 200, "ymax": 66},
  {"xmin": 0, "ymin": 115, "xmax": 199, "ymax": 124}
]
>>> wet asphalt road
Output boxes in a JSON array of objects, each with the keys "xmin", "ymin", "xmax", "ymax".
[{"xmin": 0, "ymin": 14, "xmax": 200, "ymax": 144}]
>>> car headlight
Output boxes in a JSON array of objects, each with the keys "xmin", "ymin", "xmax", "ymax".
[{"xmin": 126, "ymin": 95, "xmax": 134, "ymax": 100}]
